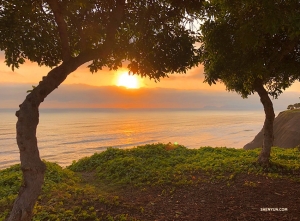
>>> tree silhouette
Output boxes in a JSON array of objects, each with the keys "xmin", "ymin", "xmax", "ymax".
[
  {"xmin": 200, "ymin": 0, "xmax": 300, "ymax": 165},
  {"xmin": 287, "ymin": 103, "xmax": 300, "ymax": 110},
  {"xmin": 0, "ymin": 0, "xmax": 202, "ymax": 219}
]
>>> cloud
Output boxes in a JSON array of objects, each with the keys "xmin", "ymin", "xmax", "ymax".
[
  {"xmin": 43, "ymin": 84, "xmax": 245, "ymax": 109},
  {"xmin": 1, "ymin": 83, "xmax": 298, "ymax": 112}
]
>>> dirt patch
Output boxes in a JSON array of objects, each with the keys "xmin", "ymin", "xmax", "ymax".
[{"xmin": 82, "ymin": 173, "xmax": 300, "ymax": 220}]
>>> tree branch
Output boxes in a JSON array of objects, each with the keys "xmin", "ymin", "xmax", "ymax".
[
  {"xmin": 77, "ymin": 0, "xmax": 126, "ymax": 63},
  {"xmin": 268, "ymin": 38, "xmax": 298, "ymax": 70},
  {"xmin": 46, "ymin": 0, "xmax": 71, "ymax": 61}
]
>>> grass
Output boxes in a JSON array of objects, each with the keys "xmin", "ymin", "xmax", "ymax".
[
  {"xmin": 1, "ymin": 143, "xmax": 300, "ymax": 220},
  {"xmin": 0, "ymin": 161, "xmax": 133, "ymax": 221},
  {"xmin": 68, "ymin": 143, "xmax": 300, "ymax": 185}
]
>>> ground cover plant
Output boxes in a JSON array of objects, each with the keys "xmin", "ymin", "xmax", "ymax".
[{"xmin": 1, "ymin": 143, "xmax": 300, "ymax": 220}]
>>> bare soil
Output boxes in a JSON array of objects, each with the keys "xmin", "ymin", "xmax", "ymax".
[{"xmin": 82, "ymin": 173, "xmax": 300, "ymax": 221}]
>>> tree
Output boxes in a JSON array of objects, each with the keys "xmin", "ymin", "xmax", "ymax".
[
  {"xmin": 0, "ymin": 0, "xmax": 202, "ymax": 220},
  {"xmin": 200, "ymin": 0, "xmax": 300, "ymax": 165},
  {"xmin": 288, "ymin": 102, "xmax": 300, "ymax": 109},
  {"xmin": 295, "ymin": 103, "xmax": 300, "ymax": 109},
  {"xmin": 287, "ymin": 104, "xmax": 295, "ymax": 110}
]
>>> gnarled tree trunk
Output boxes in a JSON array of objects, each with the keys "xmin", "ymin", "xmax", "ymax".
[
  {"xmin": 253, "ymin": 79, "xmax": 275, "ymax": 166},
  {"xmin": 7, "ymin": 60, "xmax": 83, "ymax": 221},
  {"xmin": 6, "ymin": 1, "xmax": 125, "ymax": 219}
]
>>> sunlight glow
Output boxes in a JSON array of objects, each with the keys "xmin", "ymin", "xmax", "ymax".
[{"xmin": 116, "ymin": 72, "xmax": 140, "ymax": 89}]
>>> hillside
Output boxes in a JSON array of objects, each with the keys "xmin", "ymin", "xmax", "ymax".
[
  {"xmin": 244, "ymin": 109, "xmax": 300, "ymax": 149},
  {"xmin": 1, "ymin": 144, "xmax": 300, "ymax": 220}
]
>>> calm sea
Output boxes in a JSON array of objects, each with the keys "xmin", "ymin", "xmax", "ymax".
[{"xmin": 0, "ymin": 109, "xmax": 267, "ymax": 170}]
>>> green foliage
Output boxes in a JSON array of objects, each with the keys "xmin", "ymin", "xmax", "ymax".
[
  {"xmin": 43, "ymin": 161, "xmax": 79, "ymax": 185},
  {"xmin": 0, "ymin": 162, "xmax": 78, "ymax": 220},
  {"xmin": 0, "ymin": 161, "xmax": 138, "ymax": 221},
  {"xmin": 0, "ymin": 0, "xmax": 202, "ymax": 80},
  {"xmin": 69, "ymin": 143, "xmax": 300, "ymax": 186},
  {"xmin": 287, "ymin": 103, "xmax": 300, "ymax": 110},
  {"xmin": 1, "ymin": 143, "xmax": 300, "ymax": 220},
  {"xmin": 200, "ymin": 0, "xmax": 300, "ymax": 98},
  {"xmin": 0, "ymin": 164, "xmax": 22, "ymax": 220},
  {"xmin": 0, "ymin": 164, "xmax": 22, "ymax": 198},
  {"xmin": 0, "ymin": 1, "xmax": 203, "ymax": 218}
]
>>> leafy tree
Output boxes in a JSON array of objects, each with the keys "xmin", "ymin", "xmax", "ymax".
[
  {"xmin": 295, "ymin": 103, "xmax": 300, "ymax": 109},
  {"xmin": 0, "ymin": 0, "xmax": 202, "ymax": 220},
  {"xmin": 200, "ymin": 0, "xmax": 300, "ymax": 165},
  {"xmin": 288, "ymin": 102, "xmax": 300, "ymax": 109}
]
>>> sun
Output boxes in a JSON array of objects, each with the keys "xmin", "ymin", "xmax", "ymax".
[{"xmin": 116, "ymin": 72, "xmax": 140, "ymax": 89}]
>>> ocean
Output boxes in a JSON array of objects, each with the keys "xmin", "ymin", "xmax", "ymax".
[{"xmin": 0, "ymin": 108, "xmax": 267, "ymax": 170}]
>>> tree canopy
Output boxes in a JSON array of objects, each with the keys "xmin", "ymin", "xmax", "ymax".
[
  {"xmin": 0, "ymin": 0, "xmax": 202, "ymax": 78},
  {"xmin": 287, "ymin": 103, "xmax": 300, "ymax": 110},
  {"xmin": 0, "ymin": 1, "xmax": 204, "ymax": 220},
  {"xmin": 200, "ymin": 0, "xmax": 300, "ymax": 165},
  {"xmin": 200, "ymin": 0, "xmax": 300, "ymax": 98}
]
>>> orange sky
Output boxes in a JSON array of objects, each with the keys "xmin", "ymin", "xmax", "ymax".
[
  {"xmin": 1, "ymin": 52, "xmax": 299, "ymax": 92},
  {"xmin": 0, "ymin": 51, "xmax": 225, "ymax": 91},
  {"xmin": 1, "ymin": 52, "xmax": 300, "ymax": 111}
]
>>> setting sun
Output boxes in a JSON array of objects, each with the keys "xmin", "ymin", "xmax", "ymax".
[{"xmin": 116, "ymin": 72, "xmax": 140, "ymax": 89}]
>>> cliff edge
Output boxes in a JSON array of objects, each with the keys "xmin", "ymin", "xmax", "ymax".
[{"xmin": 244, "ymin": 109, "xmax": 300, "ymax": 149}]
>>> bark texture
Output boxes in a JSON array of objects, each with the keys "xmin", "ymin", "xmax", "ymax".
[
  {"xmin": 7, "ymin": 61, "xmax": 81, "ymax": 221},
  {"xmin": 253, "ymin": 79, "xmax": 275, "ymax": 166},
  {"xmin": 7, "ymin": 57, "xmax": 119, "ymax": 221}
]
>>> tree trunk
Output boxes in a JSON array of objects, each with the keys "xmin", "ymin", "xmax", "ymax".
[
  {"xmin": 7, "ymin": 59, "xmax": 85, "ymax": 221},
  {"xmin": 7, "ymin": 2, "xmax": 124, "ymax": 219},
  {"xmin": 253, "ymin": 79, "xmax": 275, "ymax": 166}
]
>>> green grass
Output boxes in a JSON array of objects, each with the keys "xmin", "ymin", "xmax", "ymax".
[
  {"xmin": 0, "ymin": 161, "xmax": 136, "ymax": 221},
  {"xmin": 1, "ymin": 143, "xmax": 300, "ymax": 220},
  {"xmin": 68, "ymin": 143, "xmax": 300, "ymax": 186}
]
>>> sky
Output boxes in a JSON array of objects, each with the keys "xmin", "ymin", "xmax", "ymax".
[{"xmin": 0, "ymin": 51, "xmax": 299, "ymax": 111}]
